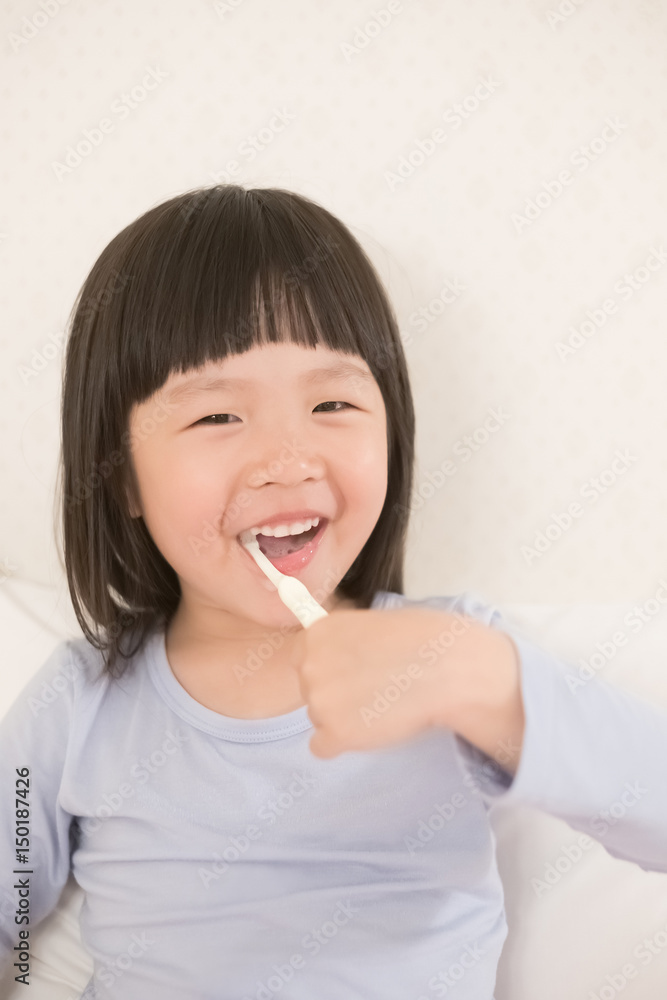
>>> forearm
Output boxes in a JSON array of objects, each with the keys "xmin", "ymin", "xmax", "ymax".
[{"xmin": 434, "ymin": 615, "xmax": 526, "ymax": 776}]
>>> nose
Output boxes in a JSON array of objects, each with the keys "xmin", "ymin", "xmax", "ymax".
[{"xmin": 246, "ymin": 428, "xmax": 326, "ymax": 489}]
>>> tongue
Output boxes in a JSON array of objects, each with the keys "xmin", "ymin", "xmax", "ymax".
[{"xmin": 257, "ymin": 525, "xmax": 318, "ymax": 558}]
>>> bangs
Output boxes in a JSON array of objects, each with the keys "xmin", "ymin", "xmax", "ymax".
[
  {"xmin": 61, "ymin": 183, "xmax": 415, "ymax": 677},
  {"xmin": 98, "ymin": 186, "xmax": 386, "ymax": 409}
]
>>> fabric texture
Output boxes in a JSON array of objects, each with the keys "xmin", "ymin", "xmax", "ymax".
[{"xmin": 1, "ymin": 589, "xmax": 666, "ymax": 1000}]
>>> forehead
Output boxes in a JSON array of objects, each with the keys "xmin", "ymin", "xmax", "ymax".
[{"xmin": 158, "ymin": 342, "xmax": 375, "ymax": 398}]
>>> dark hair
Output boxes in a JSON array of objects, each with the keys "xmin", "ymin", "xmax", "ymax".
[{"xmin": 56, "ymin": 184, "xmax": 416, "ymax": 677}]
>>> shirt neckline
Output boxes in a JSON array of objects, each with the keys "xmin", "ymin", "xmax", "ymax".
[{"xmin": 146, "ymin": 590, "xmax": 399, "ymax": 742}]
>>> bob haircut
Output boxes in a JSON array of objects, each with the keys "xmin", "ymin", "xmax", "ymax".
[{"xmin": 58, "ymin": 184, "xmax": 416, "ymax": 677}]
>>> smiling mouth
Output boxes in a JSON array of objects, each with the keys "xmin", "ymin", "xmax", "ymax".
[{"xmin": 247, "ymin": 520, "xmax": 326, "ymax": 559}]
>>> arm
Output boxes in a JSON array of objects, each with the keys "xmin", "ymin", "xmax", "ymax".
[
  {"xmin": 435, "ymin": 620, "xmax": 525, "ymax": 777},
  {"xmin": 438, "ymin": 592, "xmax": 667, "ymax": 874},
  {"xmin": 0, "ymin": 642, "xmax": 80, "ymax": 980}
]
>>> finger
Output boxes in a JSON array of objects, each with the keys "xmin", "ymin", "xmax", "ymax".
[{"xmin": 308, "ymin": 731, "xmax": 340, "ymax": 759}]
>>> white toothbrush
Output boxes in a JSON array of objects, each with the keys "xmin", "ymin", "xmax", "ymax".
[{"xmin": 240, "ymin": 531, "xmax": 329, "ymax": 628}]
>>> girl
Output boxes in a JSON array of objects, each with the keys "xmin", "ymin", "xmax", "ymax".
[{"xmin": 1, "ymin": 184, "xmax": 666, "ymax": 1000}]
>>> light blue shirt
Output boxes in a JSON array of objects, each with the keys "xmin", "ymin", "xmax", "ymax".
[{"xmin": 1, "ymin": 589, "xmax": 666, "ymax": 999}]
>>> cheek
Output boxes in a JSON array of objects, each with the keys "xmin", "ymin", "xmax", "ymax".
[
  {"xmin": 342, "ymin": 437, "xmax": 388, "ymax": 509},
  {"xmin": 133, "ymin": 444, "xmax": 214, "ymax": 536},
  {"xmin": 364, "ymin": 447, "xmax": 388, "ymax": 492}
]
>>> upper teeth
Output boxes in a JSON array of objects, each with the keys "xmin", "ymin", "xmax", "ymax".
[{"xmin": 250, "ymin": 516, "xmax": 321, "ymax": 538}]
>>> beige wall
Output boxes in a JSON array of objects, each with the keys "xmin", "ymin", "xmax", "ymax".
[{"xmin": 2, "ymin": 0, "xmax": 666, "ymax": 626}]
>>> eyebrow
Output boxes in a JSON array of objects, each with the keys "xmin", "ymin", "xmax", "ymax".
[{"xmin": 162, "ymin": 360, "xmax": 375, "ymax": 406}]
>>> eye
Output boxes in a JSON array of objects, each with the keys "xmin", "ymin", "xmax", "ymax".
[
  {"xmin": 195, "ymin": 414, "xmax": 239, "ymax": 425},
  {"xmin": 194, "ymin": 403, "xmax": 354, "ymax": 424},
  {"xmin": 313, "ymin": 401, "xmax": 353, "ymax": 413}
]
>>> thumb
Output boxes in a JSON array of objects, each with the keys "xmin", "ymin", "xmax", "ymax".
[{"xmin": 308, "ymin": 729, "xmax": 338, "ymax": 759}]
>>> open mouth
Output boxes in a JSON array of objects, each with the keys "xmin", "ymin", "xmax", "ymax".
[{"xmin": 252, "ymin": 520, "xmax": 325, "ymax": 559}]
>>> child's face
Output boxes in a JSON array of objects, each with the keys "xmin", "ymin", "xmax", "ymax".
[{"xmin": 126, "ymin": 341, "xmax": 388, "ymax": 630}]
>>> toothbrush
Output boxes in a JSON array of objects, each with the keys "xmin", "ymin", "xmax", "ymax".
[{"xmin": 240, "ymin": 531, "xmax": 329, "ymax": 628}]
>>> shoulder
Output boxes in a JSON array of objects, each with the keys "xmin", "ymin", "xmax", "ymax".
[
  {"xmin": 10, "ymin": 636, "xmax": 106, "ymax": 721},
  {"xmin": 16, "ymin": 629, "xmax": 155, "ymax": 720}
]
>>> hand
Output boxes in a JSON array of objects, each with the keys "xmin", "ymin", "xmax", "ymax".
[{"xmin": 292, "ymin": 606, "xmax": 477, "ymax": 759}]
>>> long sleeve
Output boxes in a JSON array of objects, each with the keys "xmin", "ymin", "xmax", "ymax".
[
  {"xmin": 0, "ymin": 641, "xmax": 80, "ymax": 980},
  {"xmin": 450, "ymin": 592, "xmax": 667, "ymax": 875}
]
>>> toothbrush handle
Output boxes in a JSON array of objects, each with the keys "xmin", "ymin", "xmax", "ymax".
[
  {"xmin": 277, "ymin": 577, "xmax": 329, "ymax": 628},
  {"xmin": 292, "ymin": 600, "xmax": 329, "ymax": 629}
]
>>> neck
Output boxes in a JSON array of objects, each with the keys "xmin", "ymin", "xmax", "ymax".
[
  {"xmin": 165, "ymin": 589, "xmax": 359, "ymax": 676},
  {"xmin": 163, "ymin": 591, "xmax": 358, "ymax": 718}
]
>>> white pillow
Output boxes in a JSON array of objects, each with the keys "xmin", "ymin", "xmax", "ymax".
[
  {"xmin": 0, "ymin": 579, "xmax": 95, "ymax": 999},
  {"xmin": 490, "ymin": 602, "xmax": 667, "ymax": 999}
]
